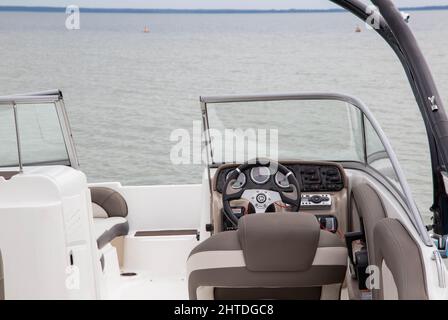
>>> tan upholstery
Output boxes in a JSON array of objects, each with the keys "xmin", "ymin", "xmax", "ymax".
[
  {"xmin": 90, "ymin": 187, "xmax": 128, "ymax": 218},
  {"xmin": 373, "ymin": 218, "xmax": 427, "ymax": 300},
  {"xmin": 92, "ymin": 202, "xmax": 108, "ymax": 218},
  {"xmin": 351, "ymin": 184, "xmax": 387, "ymax": 266},
  {"xmin": 90, "ymin": 187, "xmax": 129, "ymax": 250},
  {"xmin": 214, "ymin": 287, "xmax": 322, "ymax": 300},
  {"xmin": 0, "ymin": 171, "xmax": 18, "ymax": 181},
  {"xmin": 111, "ymin": 236, "xmax": 125, "ymax": 267},
  {"xmin": 187, "ymin": 213, "xmax": 347, "ymax": 300},
  {"xmin": 239, "ymin": 213, "xmax": 321, "ymax": 272}
]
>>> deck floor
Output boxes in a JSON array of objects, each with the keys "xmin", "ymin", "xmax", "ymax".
[{"xmin": 108, "ymin": 271, "xmax": 189, "ymax": 300}]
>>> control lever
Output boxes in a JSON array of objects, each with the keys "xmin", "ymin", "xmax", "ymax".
[
  {"xmin": 316, "ymin": 215, "xmax": 338, "ymax": 233},
  {"xmin": 345, "ymin": 231, "xmax": 365, "ymax": 276},
  {"xmin": 355, "ymin": 249, "xmax": 369, "ymax": 290}
]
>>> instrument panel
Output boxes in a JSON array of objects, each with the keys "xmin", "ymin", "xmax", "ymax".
[{"xmin": 215, "ymin": 162, "xmax": 345, "ymax": 194}]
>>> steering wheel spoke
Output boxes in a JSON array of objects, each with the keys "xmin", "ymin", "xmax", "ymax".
[
  {"xmin": 222, "ymin": 183, "xmax": 244, "ymax": 201},
  {"xmin": 241, "ymin": 189, "xmax": 281, "ymax": 213}
]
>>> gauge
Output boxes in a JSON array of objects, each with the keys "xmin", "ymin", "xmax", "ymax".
[
  {"xmin": 275, "ymin": 171, "xmax": 290, "ymax": 188},
  {"xmin": 250, "ymin": 166, "xmax": 271, "ymax": 185},
  {"xmin": 226, "ymin": 170, "xmax": 246, "ymax": 189}
]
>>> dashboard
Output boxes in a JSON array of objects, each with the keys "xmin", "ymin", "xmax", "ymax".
[
  {"xmin": 211, "ymin": 161, "xmax": 348, "ymax": 233},
  {"xmin": 211, "ymin": 161, "xmax": 347, "ymax": 233},
  {"xmin": 215, "ymin": 162, "xmax": 345, "ymax": 194}
]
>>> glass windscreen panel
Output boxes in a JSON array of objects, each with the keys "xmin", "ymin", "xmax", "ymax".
[
  {"xmin": 364, "ymin": 115, "xmax": 401, "ymax": 190},
  {"xmin": 206, "ymin": 99, "xmax": 365, "ymax": 163},
  {"xmin": 0, "ymin": 103, "xmax": 70, "ymax": 167},
  {"xmin": 0, "ymin": 107, "xmax": 19, "ymax": 167}
]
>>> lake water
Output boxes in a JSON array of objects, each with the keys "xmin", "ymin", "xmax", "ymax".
[{"xmin": 1, "ymin": 10, "xmax": 448, "ymax": 220}]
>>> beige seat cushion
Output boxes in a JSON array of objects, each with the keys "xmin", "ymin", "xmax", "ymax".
[
  {"xmin": 90, "ymin": 187, "xmax": 128, "ymax": 218},
  {"xmin": 373, "ymin": 218, "xmax": 427, "ymax": 300},
  {"xmin": 188, "ymin": 213, "xmax": 347, "ymax": 300},
  {"xmin": 90, "ymin": 187, "xmax": 129, "ymax": 249}
]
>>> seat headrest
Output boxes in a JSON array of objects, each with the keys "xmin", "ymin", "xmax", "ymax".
[
  {"xmin": 237, "ymin": 213, "xmax": 321, "ymax": 272},
  {"xmin": 90, "ymin": 187, "xmax": 128, "ymax": 218}
]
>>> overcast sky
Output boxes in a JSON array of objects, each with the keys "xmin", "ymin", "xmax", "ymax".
[{"xmin": 1, "ymin": 0, "xmax": 447, "ymax": 9}]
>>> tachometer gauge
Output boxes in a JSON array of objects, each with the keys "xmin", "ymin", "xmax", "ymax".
[
  {"xmin": 250, "ymin": 166, "xmax": 271, "ymax": 185},
  {"xmin": 226, "ymin": 170, "xmax": 246, "ymax": 189},
  {"xmin": 275, "ymin": 171, "xmax": 290, "ymax": 188}
]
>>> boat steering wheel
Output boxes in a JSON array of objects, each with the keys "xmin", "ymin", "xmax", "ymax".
[{"xmin": 222, "ymin": 159, "xmax": 301, "ymax": 228}]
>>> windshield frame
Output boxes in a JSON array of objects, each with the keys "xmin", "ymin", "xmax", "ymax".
[
  {"xmin": 201, "ymin": 92, "xmax": 431, "ymax": 245},
  {"xmin": 0, "ymin": 90, "xmax": 79, "ymax": 171}
]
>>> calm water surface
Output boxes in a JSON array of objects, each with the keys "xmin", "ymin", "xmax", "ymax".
[{"xmin": 1, "ymin": 11, "xmax": 448, "ymax": 220}]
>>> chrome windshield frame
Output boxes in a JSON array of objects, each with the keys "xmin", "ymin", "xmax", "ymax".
[
  {"xmin": 0, "ymin": 90, "xmax": 79, "ymax": 170},
  {"xmin": 201, "ymin": 92, "xmax": 432, "ymax": 245}
]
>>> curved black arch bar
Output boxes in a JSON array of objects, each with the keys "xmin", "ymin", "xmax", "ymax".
[{"xmin": 331, "ymin": 0, "xmax": 448, "ymax": 236}]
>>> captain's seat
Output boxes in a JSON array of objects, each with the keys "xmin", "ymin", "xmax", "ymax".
[
  {"xmin": 187, "ymin": 213, "xmax": 347, "ymax": 300},
  {"xmin": 90, "ymin": 187, "xmax": 129, "ymax": 250}
]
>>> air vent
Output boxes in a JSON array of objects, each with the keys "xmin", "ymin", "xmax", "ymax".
[
  {"xmin": 300, "ymin": 166, "xmax": 322, "ymax": 192},
  {"xmin": 320, "ymin": 167, "xmax": 344, "ymax": 191}
]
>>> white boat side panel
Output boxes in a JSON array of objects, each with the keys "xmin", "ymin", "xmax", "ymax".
[
  {"xmin": 98, "ymin": 244, "xmax": 122, "ymax": 299},
  {"xmin": 0, "ymin": 166, "xmax": 98, "ymax": 299},
  {"xmin": 0, "ymin": 204, "xmax": 68, "ymax": 299},
  {"xmin": 88, "ymin": 182, "xmax": 202, "ymax": 232}
]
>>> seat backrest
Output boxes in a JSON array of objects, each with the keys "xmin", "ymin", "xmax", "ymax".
[
  {"xmin": 351, "ymin": 184, "xmax": 387, "ymax": 266},
  {"xmin": 90, "ymin": 187, "xmax": 128, "ymax": 218},
  {"xmin": 187, "ymin": 213, "xmax": 347, "ymax": 300},
  {"xmin": 0, "ymin": 171, "xmax": 19, "ymax": 181},
  {"xmin": 373, "ymin": 218, "xmax": 427, "ymax": 300}
]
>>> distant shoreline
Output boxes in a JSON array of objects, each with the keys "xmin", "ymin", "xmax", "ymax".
[{"xmin": 1, "ymin": 5, "xmax": 448, "ymax": 14}]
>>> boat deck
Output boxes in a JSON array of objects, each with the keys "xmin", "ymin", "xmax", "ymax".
[{"xmin": 108, "ymin": 272, "xmax": 188, "ymax": 300}]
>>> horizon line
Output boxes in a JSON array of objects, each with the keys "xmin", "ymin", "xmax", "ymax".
[{"xmin": 0, "ymin": 5, "xmax": 448, "ymax": 14}]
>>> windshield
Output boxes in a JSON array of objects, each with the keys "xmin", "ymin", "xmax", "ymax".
[
  {"xmin": 0, "ymin": 102, "xmax": 70, "ymax": 168},
  {"xmin": 206, "ymin": 98, "xmax": 365, "ymax": 164}
]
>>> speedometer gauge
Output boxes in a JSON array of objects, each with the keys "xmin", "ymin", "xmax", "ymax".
[
  {"xmin": 275, "ymin": 171, "xmax": 290, "ymax": 188},
  {"xmin": 250, "ymin": 166, "xmax": 271, "ymax": 185},
  {"xmin": 226, "ymin": 170, "xmax": 246, "ymax": 189}
]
